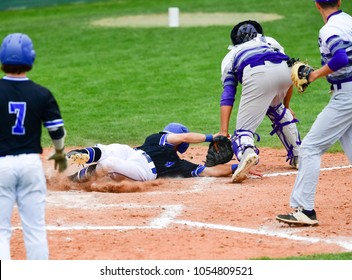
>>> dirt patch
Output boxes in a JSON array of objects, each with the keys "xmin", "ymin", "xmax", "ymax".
[
  {"xmin": 91, "ymin": 12, "xmax": 284, "ymax": 28},
  {"xmin": 9, "ymin": 146, "xmax": 352, "ymax": 260}
]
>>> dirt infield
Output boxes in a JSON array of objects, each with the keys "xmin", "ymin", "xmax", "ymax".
[{"xmin": 9, "ymin": 147, "xmax": 352, "ymax": 260}]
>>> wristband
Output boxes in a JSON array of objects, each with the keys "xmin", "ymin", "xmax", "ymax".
[
  {"xmin": 205, "ymin": 134, "xmax": 213, "ymax": 142},
  {"xmin": 231, "ymin": 164, "xmax": 238, "ymax": 172}
]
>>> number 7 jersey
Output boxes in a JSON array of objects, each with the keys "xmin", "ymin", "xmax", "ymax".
[{"xmin": 0, "ymin": 76, "xmax": 64, "ymax": 156}]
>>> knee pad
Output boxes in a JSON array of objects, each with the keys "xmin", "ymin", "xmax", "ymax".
[
  {"xmin": 231, "ymin": 129, "xmax": 260, "ymax": 161},
  {"xmin": 266, "ymin": 103, "xmax": 301, "ymax": 164}
]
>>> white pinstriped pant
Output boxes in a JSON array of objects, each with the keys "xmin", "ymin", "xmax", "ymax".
[
  {"xmin": 290, "ymin": 83, "xmax": 352, "ymax": 210},
  {"xmin": 235, "ymin": 60, "xmax": 292, "ymax": 153}
]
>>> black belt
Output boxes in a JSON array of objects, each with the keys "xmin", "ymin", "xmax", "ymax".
[{"xmin": 330, "ymin": 81, "xmax": 352, "ymax": 90}]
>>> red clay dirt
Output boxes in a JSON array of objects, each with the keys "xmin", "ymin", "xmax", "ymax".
[{"xmin": 9, "ymin": 146, "xmax": 352, "ymax": 260}]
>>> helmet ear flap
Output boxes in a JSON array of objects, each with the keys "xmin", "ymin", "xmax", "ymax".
[
  {"xmin": 177, "ymin": 142, "xmax": 189, "ymax": 154},
  {"xmin": 23, "ymin": 47, "xmax": 36, "ymax": 66}
]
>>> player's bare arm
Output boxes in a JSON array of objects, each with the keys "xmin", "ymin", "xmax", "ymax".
[
  {"xmin": 166, "ymin": 132, "xmax": 217, "ymax": 145},
  {"xmin": 220, "ymin": 105, "xmax": 233, "ymax": 136}
]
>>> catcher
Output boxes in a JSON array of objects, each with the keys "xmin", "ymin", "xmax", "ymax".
[
  {"xmin": 66, "ymin": 122, "xmax": 261, "ymax": 183},
  {"xmin": 219, "ymin": 20, "xmax": 302, "ymax": 183}
]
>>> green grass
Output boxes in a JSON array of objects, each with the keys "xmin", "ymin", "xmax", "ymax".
[
  {"xmin": 258, "ymin": 252, "xmax": 352, "ymax": 260},
  {"xmin": 2, "ymin": 0, "xmax": 350, "ymax": 149},
  {"xmin": 1, "ymin": 0, "xmax": 351, "ymax": 261}
]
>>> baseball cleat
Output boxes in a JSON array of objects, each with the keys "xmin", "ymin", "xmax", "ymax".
[
  {"xmin": 66, "ymin": 150, "xmax": 90, "ymax": 165},
  {"xmin": 290, "ymin": 156, "xmax": 299, "ymax": 169},
  {"xmin": 231, "ymin": 148, "xmax": 259, "ymax": 183},
  {"xmin": 68, "ymin": 164, "xmax": 97, "ymax": 182},
  {"xmin": 276, "ymin": 208, "xmax": 318, "ymax": 226}
]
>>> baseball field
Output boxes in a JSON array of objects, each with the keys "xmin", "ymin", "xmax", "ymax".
[{"xmin": 1, "ymin": 0, "xmax": 351, "ymax": 276}]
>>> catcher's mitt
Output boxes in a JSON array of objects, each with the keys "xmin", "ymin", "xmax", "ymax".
[
  {"xmin": 291, "ymin": 61, "xmax": 314, "ymax": 93},
  {"xmin": 204, "ymin": 135, "xmax": 234, "ymax": 167}
]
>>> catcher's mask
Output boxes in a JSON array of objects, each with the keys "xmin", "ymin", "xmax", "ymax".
[
  {"xmin": 0, "ymin": 33, "xmax": 36, "ymax": 66},
  {"xmin": 230, "ymin": 20, "xmax": 263, "ymax": 46},
  {"xmin": 163, "ymin": 122, "xmax": 190, "ymax": 153}
]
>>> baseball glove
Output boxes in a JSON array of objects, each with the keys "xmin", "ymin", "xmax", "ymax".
[
  {"xmin": 204, "ymin": 135, "xmax": 234, "ymax": 167},
  {"xmin": 48, "ymin": 148, "xmax": 67, "ymax": 172},
  {"xmin": 291, "ymin": 61, "xmax": 314, "ymax": 93}
]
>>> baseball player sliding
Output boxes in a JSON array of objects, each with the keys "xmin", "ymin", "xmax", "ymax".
[
  {"xmin": 0, "ymin": 33, "xmax": 67, "ymax": 259},
  {"xmin": 219, "ymin": 20, "xmax": 301, "ymax": 183},
  {"xmin": 277, "ymin": 0, "xmax": 352, "ymax": 226},
  {"xmin": 66, "ymin": 123, "xmax": 262, "ymax": 183}
]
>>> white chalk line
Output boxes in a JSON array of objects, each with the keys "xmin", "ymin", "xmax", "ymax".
[
  {"xmin": 264, "ymin": 164, "xmax": 352, "ymax": 178},
  {"xmin": 147, "ymin": 177, "xmax": 217, "ymax": 195},
  {"xmin": 12, "ymin": 164, "xmax": 352, "ymax": 252},
  {"xmin": 173, "ymin": 220, "xmax": 352, "ymax": 251},
  {"xmin": 11, "ymin": 203, "xmax": 183, "ymax": 231},
  {"xmin": 11, "ymin": 215, "xmax": 352, "ymax": 251}
]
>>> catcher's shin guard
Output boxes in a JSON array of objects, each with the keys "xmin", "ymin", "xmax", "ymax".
[
  {"xmin": 266, "ymin": 103, "xmax": 301, "ymax": 168},
  {"xmin": 231, "ymin": 129, "xmax": 260, "ymax": 162}
]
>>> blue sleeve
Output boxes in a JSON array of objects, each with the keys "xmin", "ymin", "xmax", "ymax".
[
  {"xmin": 191, "ymin": 165, "xmax": 206, "ymax": 177},
  {"xmin": 220, "ymin": 85, "xmax": 236, "ymax": 106},
  {"xmin": 328, "ymin": 48, "xmax": 349, "ymax": 71}
]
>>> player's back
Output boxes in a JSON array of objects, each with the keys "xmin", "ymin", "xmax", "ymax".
[{"xmin": 0, "ymin": 77, "xmax": 53, "ymax": 156}]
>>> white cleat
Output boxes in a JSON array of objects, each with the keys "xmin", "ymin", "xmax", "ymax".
[
  {"xmin": 276, "ymin": 208, "xmax": 318, "ymax": 226},
  {"xmin": 231, "ymin": 149, "xmax": 258, "ymax": 183}
]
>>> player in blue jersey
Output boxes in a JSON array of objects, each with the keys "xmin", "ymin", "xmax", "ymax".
[
  {"xmin": 66, "ymin": 123, "xmax": 262, "ymax": 183},
  {"xmin": 219, "ymin": 20, "xmax": 301, "ymax": 183},
  {"xmin": 276, "ymin": 0, "xmax": 352, "ymax": 226},
  {"xmin": 0, "ymin": 33, "xmax": 67, "ymax": 259}
]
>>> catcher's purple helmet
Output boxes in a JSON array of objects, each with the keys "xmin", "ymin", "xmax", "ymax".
[
  {"xmin": 230, "ymin": 20, "xmax": 263, "ymax": 46},
  {"xmin": 0, "ymin": 33, "xmax": 36, "ymax": 66},
  {"xmin": 163, "ymin": 122, "xmax": 190, "ymax": 153}
]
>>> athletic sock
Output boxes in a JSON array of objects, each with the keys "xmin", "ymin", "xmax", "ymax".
[
  {"xmin": 82, "ymin": 147, "xmax": 102, "ymax": 163},
  {"xmin": 302, "ymin": 209, "xmax": 316, "ymax": 218}
]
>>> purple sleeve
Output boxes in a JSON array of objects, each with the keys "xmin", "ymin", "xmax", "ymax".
[
  {"xmin": 220, "ymin": 85, "xmax": 236, "ymax": 106},
  {"xmin": 328, "ymin": 49, "xmax": 349, "ymax": 72}
]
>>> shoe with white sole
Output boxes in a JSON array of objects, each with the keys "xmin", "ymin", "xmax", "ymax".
[
  {"xmin": 66, "ymin": 149, "xmax": 90, "ymax": 165},
  {"xmin": 66, "ymin": 147, "xmax": 102, "ymax": 165},
  {"xmin": 231, "ymin": 148, "xmax": 259, "ymax": 183},
  {"xmin": 276, "ymin": 208, "xmax": 318, "ymax": 226},
  {"xmin": 68, "ymin": 164, "xmax": 97, "ymax": 182}
]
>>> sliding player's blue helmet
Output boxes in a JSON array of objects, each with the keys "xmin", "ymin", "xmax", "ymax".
[{"xmin": 163, "ymin": 123, "xmax": 190, "ymax": 153}]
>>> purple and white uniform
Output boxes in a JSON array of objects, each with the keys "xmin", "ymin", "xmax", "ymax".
[
  {"xmin": 221, "ymin": 36, "xmax": 300, "ymax": 164},
  {"xmin": 290, "ymin": 10, "xmax": 352, "ymax": 210}
]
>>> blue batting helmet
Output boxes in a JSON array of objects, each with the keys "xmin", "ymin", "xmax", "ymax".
[
  {"xmin": 230, "ymin": 20, "xmax": 263, "ymax": 46},
  {"xmin": 0, "ymin": 33, "xmax": 36, "ymax": 66},
  {"xmin": 163, "ymin": 122, "xmax": 190, "ymax": 153}
]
